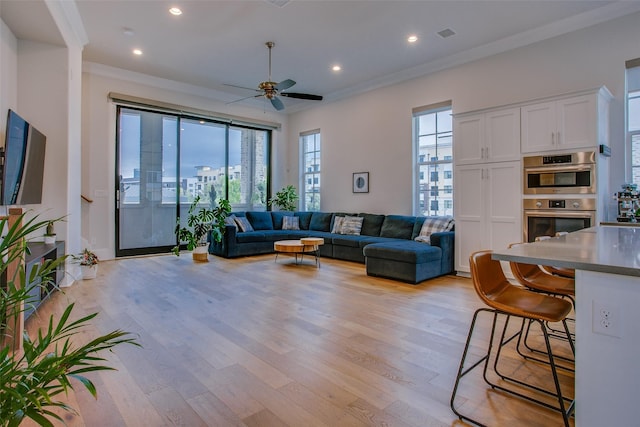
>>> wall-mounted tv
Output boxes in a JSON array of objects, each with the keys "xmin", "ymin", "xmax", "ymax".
[{"xmin": 1, "ymin": 109, "xmax": 46, "ymax": 205}]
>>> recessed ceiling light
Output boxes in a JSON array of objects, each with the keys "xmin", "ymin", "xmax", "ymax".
[
  {"xmin": 407, "ymin": 35, "xmax": 418, "ymax": 43},
  {"xmin": 169, "ymin": 7, "xmax": 182, "ymax": 16},
  {"xmin": 332, "ymin": 65, "xmax": 341, "ymax": 72},
  {"xmin": 133, "ymin": 48, "xmax": 143, "ymax": 56}
]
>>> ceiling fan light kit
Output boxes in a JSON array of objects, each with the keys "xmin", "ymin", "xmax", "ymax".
[{"xmin": 227, "ymin": 41, "xmax": 323, "ymax": 111}]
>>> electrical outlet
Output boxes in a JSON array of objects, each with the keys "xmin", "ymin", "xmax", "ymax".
[{"xmin": 592, "ymin": 300, "xmax": 622, "ymax": 338}]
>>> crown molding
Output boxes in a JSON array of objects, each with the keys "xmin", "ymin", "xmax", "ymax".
[{"xmin": 44, "ymin": 0, "xmax": 88, "ymax": 48}]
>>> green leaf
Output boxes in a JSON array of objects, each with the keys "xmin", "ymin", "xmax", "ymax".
[{"xmin": 0, "ymin": 212, "xmax": 140, "ymax": 426}]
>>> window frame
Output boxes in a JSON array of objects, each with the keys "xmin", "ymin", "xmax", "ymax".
[
  {"xmin": 300, "ymin": 129, "xmax": 321, "ymax": 211},
  {"xmin": 412, "ymin": 102, "xmax": 453, "ymax": 217}
]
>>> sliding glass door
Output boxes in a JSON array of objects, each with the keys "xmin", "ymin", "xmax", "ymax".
[{"xmin": 116, "ymin": 106, "xmax": 270, "ymax": 257}]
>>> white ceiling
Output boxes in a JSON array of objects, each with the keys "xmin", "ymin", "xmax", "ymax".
[{"xmin": 3, "ymin": 0, "xmax": 640, "ymax": 112}]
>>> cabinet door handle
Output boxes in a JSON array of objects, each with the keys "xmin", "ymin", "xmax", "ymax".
[
  {"xmin": 485, "ymin": 147, "xmax": 489, "ymax": 159},
  {"xmin": 551, "ymin": 132, "xmax": 555, "ymax": 145},
  {"xmin": 557, "ymin": 131, "xmax": 561, "ymax": 145}
]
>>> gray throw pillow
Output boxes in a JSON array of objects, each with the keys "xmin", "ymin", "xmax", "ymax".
[
  {"xmin": 341, "ymin": 216, "xmax": 363, "ymax": 235},
  {"xmin": 331, "ymin": 216, "xmax": 345, "ymax": 233},
  {"xmin": 234, "ymin": 216, "xmax": 254, "ymax": 232},
  {"xmin": 282, "ymin": 216, "xmax": 300, "ymax": 230}
]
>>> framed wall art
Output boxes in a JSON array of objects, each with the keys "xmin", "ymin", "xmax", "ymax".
[{"xmin": 352, "ymin": 172, "xmax": 369, "ymax": 193}]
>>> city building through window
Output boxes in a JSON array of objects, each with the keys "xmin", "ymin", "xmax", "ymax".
[
  {"xmin": 413, "ymin": 102, "xmax": 453, "ymax": 216},
  {"xmin": 301, "ymin": 130, "xmax": 321, "ymax": 211}
]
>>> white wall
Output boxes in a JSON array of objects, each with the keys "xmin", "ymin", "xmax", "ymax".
[
  {"xmin": 1, "ymin": 23, "xmax": 69, "ymax": 227},
  {"xmin": 288, "ymin": 11, "xmax": 640, "ymax": 215},
  {"xmin": 81, "ymin": 67, "xmax": 288, "ymax": 259},
  {"xmin": 1, "ymin": 14, "xmax": 84, "ymax": 284},
  {"xmin": 0, "ymin": 18, "xmax": 17, "ymax": 137},
  {"xmin": 16, "ymin": 40, "xmax": 70, "ymax": 234}
]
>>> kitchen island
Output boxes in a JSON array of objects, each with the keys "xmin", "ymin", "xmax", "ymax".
[{"xmin": 493, "ymin": 225, "xmax": 640, "ymax": 427}]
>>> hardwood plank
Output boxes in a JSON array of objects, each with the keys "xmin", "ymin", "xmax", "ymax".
[
  {"xmin": 186, "ymin": 392, "xmax": 247, "ymax": 427},
  {"xmin": 22, "ymin": 254, "xmax": 574, "ymax": 426}
]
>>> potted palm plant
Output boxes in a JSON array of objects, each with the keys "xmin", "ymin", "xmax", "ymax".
[
  {"xmin": 172, "ymin": 196, "xmax": 231, "ymax": 261},
  {"xmin": 268, "ymin": 185, "xmax": 298, "ymax": 211},
  {"xmin": 0, "ymin": 213, "xmax": 139, "ymax": 425}
]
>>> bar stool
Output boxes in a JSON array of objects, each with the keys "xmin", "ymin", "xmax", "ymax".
[
  {"xmin": 534, "ymin": 235, "xmax": 576, "ymax": 278},
  {"xmin": 509, "ymin": 242, "xmax": 576, "ymax": 357},
  {"xmin": 550, "ymin": 232, "xmax": 576, "ymax": 278},
  {"xmin": 509, "ymin": 243, "xmax": 576, "ymax": 304},
  {"xmin": 450, "ymin": 250, "xmax": 574, "ymax": 427}
]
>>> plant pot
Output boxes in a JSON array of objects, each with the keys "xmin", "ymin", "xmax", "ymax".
[
  {"xmin": 43, "ymin": 235, "xmax": 56, "ymax": 244},
  {"xmin": 81, "ymin": 264, "xmax": 98, "ymax": 280},
  {"xmin": 192, "ymin": 246, "xmax": 209, "ymax": 262}
]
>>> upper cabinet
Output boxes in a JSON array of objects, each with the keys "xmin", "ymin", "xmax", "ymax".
[
  {"xmin": 454, "ymin": 107, "xmax": 520, "ymax": 165},
  {"xmin": 521, "ymin": 88, "xmax": 612, "ymax": 154}
]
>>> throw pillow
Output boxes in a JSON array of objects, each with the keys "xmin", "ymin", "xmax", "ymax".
[
  {"xmin": 331, "ymin": 216, "xmax": 345, "ymax": 233},
  {"xmin": 282, "ymin": 216, "xmax": 300, "ymax": 230},
  {"xmin": 415, "ymin": 216, "xmax": 454, "ymax": 243},
  {"xmin": 234, "ymin": 216, "xmax": 254, "ymax": 232},
  {"xmin": 341, "ymin": 216, "xmax": 364, "ymax": 235},
  {"xmin": 225, "ymin": 214, "xmax": 238, "ymax": 229}
]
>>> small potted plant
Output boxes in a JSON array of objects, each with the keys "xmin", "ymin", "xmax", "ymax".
[
  {"xmin": 43, "ymin": 221, "xmax": 56, "ymax": 244},
  {"xmin": 268, "ymin": 185, "xmax": 298, "ymax": 211},
  {"xmin": 74, "ymin": 248, "xmax": 99, "ymax": 280},
  {"xmin": 172, "ymin": 196, "xmax": 231, "ymax": 261}
]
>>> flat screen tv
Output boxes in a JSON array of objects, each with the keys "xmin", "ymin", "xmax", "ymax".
[{"xmin": 2, "ymin": 109, "xmax": 46, "ymax": 205}]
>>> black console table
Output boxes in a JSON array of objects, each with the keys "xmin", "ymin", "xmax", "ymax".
[{"xmin": 24, "ymin": 241, "xmax": 65, "ymax": 319}]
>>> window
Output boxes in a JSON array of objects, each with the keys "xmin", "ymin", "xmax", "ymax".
[
  {"xmin": 301, "ymin": 130, "xmax": 321, "ymax": 211},
  {"xmin": 116, "ymin": 105, "xmax": 270, "ymax": 256},
  {"xmin": 413, "ymin": 102, "xmax": 453, "ymax": 216},
  {"xmin": 627, "ymin": 58, "xmax": 640, "ymax": 186}
]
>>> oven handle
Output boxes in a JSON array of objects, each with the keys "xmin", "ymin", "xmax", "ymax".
[
  {"xmin": 524, "ymin": 210, "xmax": 596, "ymax": 219},
  {"xmin": 524, "ymin": 165, "xmax": 594, "ymax": 174}
]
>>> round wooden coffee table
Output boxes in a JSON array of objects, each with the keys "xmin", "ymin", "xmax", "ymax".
[{"xmin": 274, "ymin": 238, "xmax": 324, "ymax": 267}]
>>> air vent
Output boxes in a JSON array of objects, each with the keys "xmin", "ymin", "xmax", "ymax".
[
  {"xmin": 265, "ymin": 0, "xmax": 290, "ymax": 7},
  {"xmin": 437, "ymin": 28, "xmax": 456, "ymax": 39}
]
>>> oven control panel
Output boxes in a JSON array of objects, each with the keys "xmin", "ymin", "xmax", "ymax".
[{"xmin": 524, "ymin": 198, "xmax": 596, "ymax": 211}]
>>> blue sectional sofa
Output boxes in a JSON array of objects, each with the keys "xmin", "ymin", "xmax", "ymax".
[{"xmin": 208, "ymin": 211, "xmax": 454, "ymax": 284}]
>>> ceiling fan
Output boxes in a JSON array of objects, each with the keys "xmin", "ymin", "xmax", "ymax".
[{"xmin": 226, "ymin": 41, "xmax": 323, "ymax": 111}]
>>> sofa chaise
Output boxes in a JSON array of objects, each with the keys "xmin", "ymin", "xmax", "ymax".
[{"xmin": 208, "ymin": 211, "xmax": 454, "ymax": 284}]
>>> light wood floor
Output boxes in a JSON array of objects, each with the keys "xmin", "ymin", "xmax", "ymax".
[{"xmin": 25, "ymin": 253, "xmax": 575, "ymax": 426}]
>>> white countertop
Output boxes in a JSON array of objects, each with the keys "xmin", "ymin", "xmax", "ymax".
[{"xmin": 492, "ymin": 225, "xmax": 640, "ymax": 277}]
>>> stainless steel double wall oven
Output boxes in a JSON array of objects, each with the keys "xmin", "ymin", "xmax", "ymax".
[{"xmin": 523, "ymin": 151, "xmax": 596, "ymax": 242}]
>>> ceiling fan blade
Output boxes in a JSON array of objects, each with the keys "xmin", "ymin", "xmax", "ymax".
[
  {"xmin": 224, "ymin": 83, "xmax": 261, "ymax": 92},
  {"xmin": 270, "ymin": 96, "xmax": 285, "ymax": 111},
  {"xmin": 275, "ymin": 79, "xmax": 296, "ymax": 91},
  {"xmin": 226, "ymin": 94, "xmax": 263, "ymax": 105},
  {"xmin": 280, "ymin": 92, "xmax": 323, "ymax": 101}
]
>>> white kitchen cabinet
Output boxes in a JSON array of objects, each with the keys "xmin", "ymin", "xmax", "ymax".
[
  {"xmin": 521, "ymin": 88, "xmax": 611, "ymax": 154},
  {"xmin": 454, "ymin": 107, "xmax": 520, "ymax": 165},
  {"xmin": 454, "ymin": 161, "xmax": 521, "ymax": 274}
]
